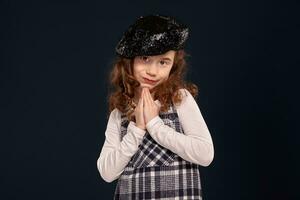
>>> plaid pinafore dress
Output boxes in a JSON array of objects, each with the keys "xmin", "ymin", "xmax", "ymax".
[{"xmin": 114, "ymin": 103, "xmax": 203, "ymax": 200}]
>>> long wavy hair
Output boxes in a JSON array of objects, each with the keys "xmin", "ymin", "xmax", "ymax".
[{"xmin": 106, "ymin": 49, "xmax": 198, "ymax": 121}]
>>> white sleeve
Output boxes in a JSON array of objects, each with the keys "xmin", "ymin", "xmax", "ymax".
[
  {"xmin": 97, "ymin": 108, "xmax": 146, "ymax": 182},
  {"xmin": 146, "ymin": 89, "xmax": 214, "ymax": 167}
]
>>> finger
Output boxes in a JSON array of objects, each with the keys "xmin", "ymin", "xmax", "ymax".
[
  {"xmin": 143, "ymin": 89, "xmax": 148, "ymax": 108},
  {"xmin": 136, "ymin": 95, "xmax": 141, "ymax": 108},
  {"xmin": 154, "ymin": 100, "xmax": 161, "ymax": 108},
  {"xmin": 136, "ymin": 100, "xmax": 141, "ymax": 111},
  {"xmin": 144, "ymin": 88, "xmax": 149, "ymax": 99},
  {"xmin": 134, "ymin": 93, "xmax": 141, "ymax": 113},
  {"xmin": 140, "ymin": 90, "xmax": 143, "ymax": 107},
  {"xmin": 143, "ymin": 88, "xmax": 150, "ymax": 105},
  {"xmin": 137, "ymin": 101, "xmax": 143, "ymax": 119},
  {"xmin": 136, "ymin": 91, "xmax": 143, "ymax": 111},
  {"xmin": 147, "ymin": 88, "xmax": 153, "ymax": 101},
  {"xmin": 140, "ymin": 95, "xmax": 144, "ymax": 120},
  {"xmin": 146, "ymin": 88, "xmax": 153, "ymax": 105}
]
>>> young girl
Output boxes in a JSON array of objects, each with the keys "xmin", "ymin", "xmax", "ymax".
[{"xmin": 97, "ymin": 14, "xmax": 214, "ymax": 200}]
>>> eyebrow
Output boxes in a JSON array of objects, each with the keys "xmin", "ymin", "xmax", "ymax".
[{"xmin": 161, "ymin": 57, "xmax": 172, "ymax": 61}]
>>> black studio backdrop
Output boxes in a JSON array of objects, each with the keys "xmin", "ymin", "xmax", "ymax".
[{"xmin": 1, "ymin": 0, "xmax": 299, "ymax": 199}]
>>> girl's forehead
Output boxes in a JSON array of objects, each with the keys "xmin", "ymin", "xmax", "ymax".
[{"xmin": 139, "ymin": 50, "xmax": 175, "ymax": 59}]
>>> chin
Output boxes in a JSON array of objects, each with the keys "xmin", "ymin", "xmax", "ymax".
[
  {"xmin": 140, "ymin": 85, "xmax": 158, "ymax": 93},
  {"xmin": 140, "ymin": 83, "xmax": 154, "ymax": 88}
]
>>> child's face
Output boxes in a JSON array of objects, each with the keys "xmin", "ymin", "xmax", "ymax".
[{"xmin": 133, "ymin": 50, "xmax": 176, "ymax": 90}]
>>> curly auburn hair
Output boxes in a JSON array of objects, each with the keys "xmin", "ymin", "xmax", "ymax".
[{"xmin": 106, "ymin": 49, "xmax": 199, "ymax": 121}]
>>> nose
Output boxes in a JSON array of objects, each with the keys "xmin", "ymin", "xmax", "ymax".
[{"xmin": 146, "ymin": 63, "xmax": 157, "ymax": 77}]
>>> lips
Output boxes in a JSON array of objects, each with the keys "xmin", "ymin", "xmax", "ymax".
[{"xmin": 142, "ymin": 77, "xmax": 158, "ymax": 85}]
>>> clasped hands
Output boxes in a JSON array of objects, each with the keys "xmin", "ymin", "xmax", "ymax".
[{"xmin": 134, "ymin": 87, "xmax": 161, "ymax": 131}]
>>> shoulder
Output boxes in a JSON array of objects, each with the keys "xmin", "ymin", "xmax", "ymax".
[
  {"xmin": 108, "ymin": 108, "xmax": 122, "ymax": 123},
  {"xmin": 178, "ymin": 88, "xmax": 190, "ymax": 96},
  {"xmin": 174, "ymin": 88, "xmax": 198, "ymax": 110},
  {"xmin": 178, "ymin": 88, "xmax": 194, "ymax": 102},
  {"xmin": 105, "ymin": 108, "xmax": 122, "ymax": 134}
]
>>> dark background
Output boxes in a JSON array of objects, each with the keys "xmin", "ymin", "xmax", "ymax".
[{"xmin": 1, "ymin": 0, "xmax": 299, "ymax": 199}]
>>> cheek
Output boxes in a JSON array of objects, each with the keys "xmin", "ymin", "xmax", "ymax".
[
  {"xmin": 161, "ymin": 69, "xmax": 171, "ymax": 79},
  {"xmin": 133, "ymin": 65, "xmax": 144, "ymax": 78}
]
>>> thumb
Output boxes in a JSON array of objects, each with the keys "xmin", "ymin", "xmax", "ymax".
[{"xmin": 154, "ymin": 100, "xmax": 161, "ymax": 108}]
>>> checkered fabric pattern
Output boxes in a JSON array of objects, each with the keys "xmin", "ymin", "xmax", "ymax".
[{"xmin": 115, "ymin": 105, "xmax": 203, "ymax": 199}]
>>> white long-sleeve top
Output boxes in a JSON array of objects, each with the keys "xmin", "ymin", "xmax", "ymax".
[{"xmin": 97, "ymin": 88, "xmax": 214, "ymax": 183}]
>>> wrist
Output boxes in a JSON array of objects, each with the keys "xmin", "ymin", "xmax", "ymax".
[
  {"xmin": 136, "ymin": 125, "xmax": 146, "ymax": 131},
  {"xmin": 128, "ymin": 121, "xmax": 146, "ymax": 136},
  {"xmin": 146, "ymin": 116, "xmax": 161, "ymax": 131}
]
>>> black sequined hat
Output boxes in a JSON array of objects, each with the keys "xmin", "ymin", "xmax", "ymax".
[{"xmin": 115, "ymin": 14, "xmax": 189, "ymax": 58}]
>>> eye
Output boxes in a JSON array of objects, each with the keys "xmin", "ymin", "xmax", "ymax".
[
  {"xmin": 140, "ymin": 56, "xmax": 149, "ymax": 62},
  {"xmin": 159, "ymin": 60, "xmax": 169, "ymax": 66}
]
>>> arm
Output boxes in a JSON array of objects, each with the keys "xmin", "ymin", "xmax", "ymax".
[
  {"xmin": 97, "ymin": 109, "xmax": 146, "ymax": 182},
  {"xmin": 146, "ymin": 89, "xmax": 214, "ymax": 166}
]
